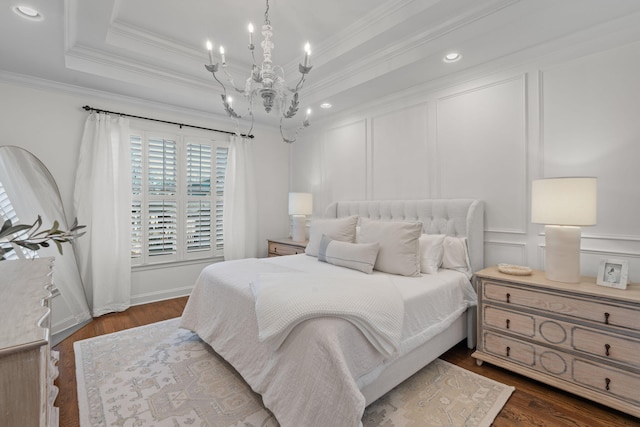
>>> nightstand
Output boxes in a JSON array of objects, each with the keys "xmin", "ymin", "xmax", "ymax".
[
  {"xmin": 472, "ymin": 266, "xmax": 640, "ymax": 418},
  {"xmin": 267, "ymin": 238, "xmax": 308, "ymax": 257}
]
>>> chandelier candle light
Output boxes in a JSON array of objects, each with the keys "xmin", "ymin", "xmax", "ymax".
[{"xmin": 205, "ymin": 0, "xmax": 312, "ymax": 143}]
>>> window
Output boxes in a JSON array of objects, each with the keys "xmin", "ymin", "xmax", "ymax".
[{"xmin": 131, "ymin": 131, "xmax": 228, "ymax": 265}]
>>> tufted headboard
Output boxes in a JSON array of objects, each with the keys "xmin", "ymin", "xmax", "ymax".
[{"xmin": 323, "ymin": 199, "xmax": 484, "ymax": 273}]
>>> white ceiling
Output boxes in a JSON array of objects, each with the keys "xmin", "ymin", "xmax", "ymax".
[{"xmin": 2, "ymin": 0, "xmax": 640, "ymax": 125}]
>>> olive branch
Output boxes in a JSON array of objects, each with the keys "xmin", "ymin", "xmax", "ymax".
[{"xmin": 0, "ymin": 216, "xmax": 86, "ymax": 261}]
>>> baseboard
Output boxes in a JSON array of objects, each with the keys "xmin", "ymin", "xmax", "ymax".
[
  {"xmin": 52, "ymin": 318, "xmax": 92, "ymax": 346},
  {"xmin": 130, "ymin": 285, "xmax": 194, "ymax": 307},
  {"xmin": 51, "ymin": 286, "xmax": 193, "ymax": 345}
]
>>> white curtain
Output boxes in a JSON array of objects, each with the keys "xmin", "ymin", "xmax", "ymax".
[
  {"xmin": 223, "ymin": 135, "xmax": 258, "ymax": 260},
  {"xmin": 73, "ymin": 112, "xmax": 132, "ymax": 316}
]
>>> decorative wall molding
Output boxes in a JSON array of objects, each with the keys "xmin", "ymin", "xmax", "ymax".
[
  {"xmin": 582, "ymin": 233, "xmax": 640, "ymax": 242},
  {"xmin": 484, "ymin": 240, "xmax": 528, "ymax": 266},
  {"xmin": 436, "ymin": 74, "xmax": 528, "ymax": 234},
  {"xmin": 581, "ymin": 248, "xmax": 640, "ymax": 260}
]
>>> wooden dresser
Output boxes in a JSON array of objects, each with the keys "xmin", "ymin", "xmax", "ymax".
[
  {"xmin": 472, "ymin": 266, "xmax": 640, "ymax": 418},
  {"xmin": 267, "ymin": 238, "xmax": 308, "ymax": 257},
  {"xmin": 0, "ymin": 258, "xmax": 59, "ymax": 427}
]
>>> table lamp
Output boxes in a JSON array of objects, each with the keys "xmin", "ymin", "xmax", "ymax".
[
  {"xmin": 531, "ymin": 177, "xmax": 597, "ymax": 283},
  {"xmin": 289, "ymin": 192, "xmax": 313, "ymax": 242}
]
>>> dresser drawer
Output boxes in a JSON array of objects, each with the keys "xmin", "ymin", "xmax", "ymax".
[
  {"xmin": 483, "ymin": 281, "xmax": 638, "ymax": 331},
  {"xmin": 572, "ymin": 327, "xmax": 640, "ymax": 368},
  {"xmin": 483, "ymin": 306, "xmax": 535, "ymax": 338},
  {"xmin": 573, "ymin": 359, "xmax": 640, "ymax": 406},
  {"xmin": 483, "ymin": 332, "xmax": 535, "ymax": 366}
]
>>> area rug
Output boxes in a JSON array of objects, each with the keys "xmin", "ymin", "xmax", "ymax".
[{"xmin": 75, "ymin": 318, "xmax": 514, "ymax": 427}]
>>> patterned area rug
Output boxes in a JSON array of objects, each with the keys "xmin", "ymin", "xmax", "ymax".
[{"xmin": 75, "ymin": 318, "xmax": 514, "ymax": 427}]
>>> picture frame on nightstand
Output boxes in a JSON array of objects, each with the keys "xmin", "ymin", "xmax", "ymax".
[{"xmin": 596, "ymin": 258, "xmax": 628, "ymax": 289}]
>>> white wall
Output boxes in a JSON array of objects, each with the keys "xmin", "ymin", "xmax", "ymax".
[
  {"xmin": 0, "ymin": 77, "xmax": 291, "ymax": 334},
  {"xmin": 292, "ymin": 41, "xmax": 640, "ymax": 282}
]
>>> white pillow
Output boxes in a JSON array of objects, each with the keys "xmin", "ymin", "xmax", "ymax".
[
  {"xmin": 442, "ymin": 236, "xmax": 472, "ymax": 278},
  {"xmin": 419, "ymin": 234, "xmax": 446, "ymax": 274},
  {"xmin": 357, "ymin": 218, "xmax": 422, "ymax": 277},
  {"xmin": 305, "ymin": 215, "xmax": 358, "ymax": 257},
  {"xmin": 317, "ymin": 234, "xmax": 379, "ymax": 274}
]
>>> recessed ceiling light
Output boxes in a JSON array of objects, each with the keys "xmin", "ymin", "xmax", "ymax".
[
  {"xmin": 443, "ymin": 52, "xmax": 461, "ymax": 63},
  {"xmin": 13, "ymin": 5, "xmax": 43, "ymax": 21},
  {"xmin": 320, "ymin": 102, "xmax": 332, "ymax": 109}
]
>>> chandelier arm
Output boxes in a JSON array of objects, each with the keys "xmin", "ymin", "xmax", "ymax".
[
  {"xmin": 207, "ymin": 68, "xmax": 242, "ymax": 119},
  {"xmin": 287, "ymin": 64, "xmax": 311, "ymax": 93},
  {"xmin": 248, "ymin": 113, "xmax": 255, "ymax": 136},
  {"xmin": 221, "ymin": 68, "xmax": 246, "ymax": 94},
  {"xmin": 279, "ymin": 115, "xmax": 310, "ymax": 144}
]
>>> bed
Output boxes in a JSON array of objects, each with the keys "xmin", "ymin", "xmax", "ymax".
[{"xmin": 180, "ymin": 199, "xmax": 484, "ymax": 427}]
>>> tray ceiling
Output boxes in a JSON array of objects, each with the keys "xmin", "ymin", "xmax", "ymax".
[{"xmin": 2, "ymin": 0, "xmax": 640, "ymax": 124}]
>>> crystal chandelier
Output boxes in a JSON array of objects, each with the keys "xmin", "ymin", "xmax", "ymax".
[{"xmin": 204, "ymin": 0, "xmax": 312, "ymax": 143}]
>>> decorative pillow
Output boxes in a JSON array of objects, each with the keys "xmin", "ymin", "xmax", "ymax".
[
  {"xmin": 442, "ymin": 236, "xmax": 472, "ymax": 278},
  {"xmin": 317, "ymin": 235, "xmax": 379, "ymax": 274},
  {"xmin": 357, "ymin": 218, "xmax": 422, "ymax": 277},
  {"xmin": 419, "ymin": 234, "xmax": 446, "ymax": 274},
  {"xmin": 305, "ymin": 215, "xmax": 358, "ymax": 257}
]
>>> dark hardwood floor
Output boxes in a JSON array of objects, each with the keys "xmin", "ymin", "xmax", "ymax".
[{"xmin": 54, "ymin": 297, "xmax": 640, "ymax": 427}]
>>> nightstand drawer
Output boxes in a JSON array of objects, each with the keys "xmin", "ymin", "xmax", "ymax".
[
  {"xmin": 484, "ymin": 281, "xmax": 638, "ymax": 331},
  {"xmin": 268, "ymin": 240, "xmax": 306, "ymax": 256},
  {"xmin": 484, "ymin": 332, "xmax": 535, "ymax": 366},
  {"xmin": 572, "ymin": 327, "xmax": 640, "ymax": 367},
  {"xmin": 573, "ymin": 359, "xmax": 640, "ymax": 406},
  {"xmin": 483, "ymin": 306, "xmax": 535, "ymax": 337}
]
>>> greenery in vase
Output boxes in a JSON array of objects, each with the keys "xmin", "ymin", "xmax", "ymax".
[{"xmin": 0, "ymin": 216, "xmax": 85, "ymax": 261}]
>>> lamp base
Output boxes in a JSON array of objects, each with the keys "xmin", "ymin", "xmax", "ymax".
[
  {"xmin": 544, "ymin": 225, "xmax": 581, "ymax": 283},
  {"xmin": 291, "ymin": 215, "xmax": 307, "ymax": 242}
]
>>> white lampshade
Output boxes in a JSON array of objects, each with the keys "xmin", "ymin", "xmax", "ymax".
[
  {"xmin": 531, "ymin": 177, "xmax": 597, "ymax": 283},
  {"xmin": 288, "ymin": 192, "xmax": 313, "ymax": 216},
  {"xmin": 531, "ymin": 177, "xmax": 597, "ymax": 226}
]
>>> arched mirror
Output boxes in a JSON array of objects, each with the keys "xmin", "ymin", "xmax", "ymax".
[{"xmin": 0, "ymin": 145, "xmax": 91, "ymax": 339}]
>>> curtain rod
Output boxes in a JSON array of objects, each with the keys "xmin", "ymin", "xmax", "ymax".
[{"xmin": 82, "ymin": 105, "xmax": 254, "ymax": 139}]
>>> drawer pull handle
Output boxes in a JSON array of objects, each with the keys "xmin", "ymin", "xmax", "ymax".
[
  {"xmin": 506, "ymin": 319, "xmax": 510, "ymax": 329},
  {"xmin": 506, "ymin": 346, "xmax": 511, "ymax": 357},
  {"xmin": 605, "ymin": 344, "xmax": 611, "ymax": 356},
  {"xmin": 605, "ymin": 378, "xmax": 611, "ymax": 391},
  {"xmin": 506, "ymin": 293, "xmax": 511, "ymax": 303},
  {"xmin": 604, "ymin": 312, "xmax": 610, "ymax": 325}
]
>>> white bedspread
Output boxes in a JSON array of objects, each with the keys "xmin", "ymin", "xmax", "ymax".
[
  {"xmin": 251, "ymin": 272, "xmax": 404, "ymax": 358},
  {"xmin": 180, "ymin": 255, "xmax": 476, "ymax": 427}
]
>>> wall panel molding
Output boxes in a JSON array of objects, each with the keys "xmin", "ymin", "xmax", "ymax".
[
  {"xmin": 370, "ymin": 103, "xmax": 430, "ymax": 200},
  {"xmin": 436, "ymin": 74, "xmax": 529, "ymax": 234},
  {"xmin": 484, "ymin": 240, "xmax": 528, "ymax": 266}
]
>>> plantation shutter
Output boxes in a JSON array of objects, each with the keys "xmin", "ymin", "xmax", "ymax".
[
  {"xmin": 147, "ymin": 137, "xmax": 177, "ymax": 258},
  {"xmin": 186, "ymin": 143, "xmax": 212, "ymax": 252},
  {"xmin": 215, "ymin": 146, "xmax": 228, "ymax": 250},
  {"xmin": 130, "ymin": 131, "xmax": 227, "ymax": 264},
  {"xmin": 131, "ymin": 201, "xmax": 142, "ymax": 259},
  {"xmin": 148, "ymin": 200, "xmax": 177, "ymax": 256},
  {"xmin": 148, "ymin": 137, "xmax": 177, "ymax": 195},
  {"xmin": 130, "ymin": 136, "xmax": 143, "ymax": 261}
]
